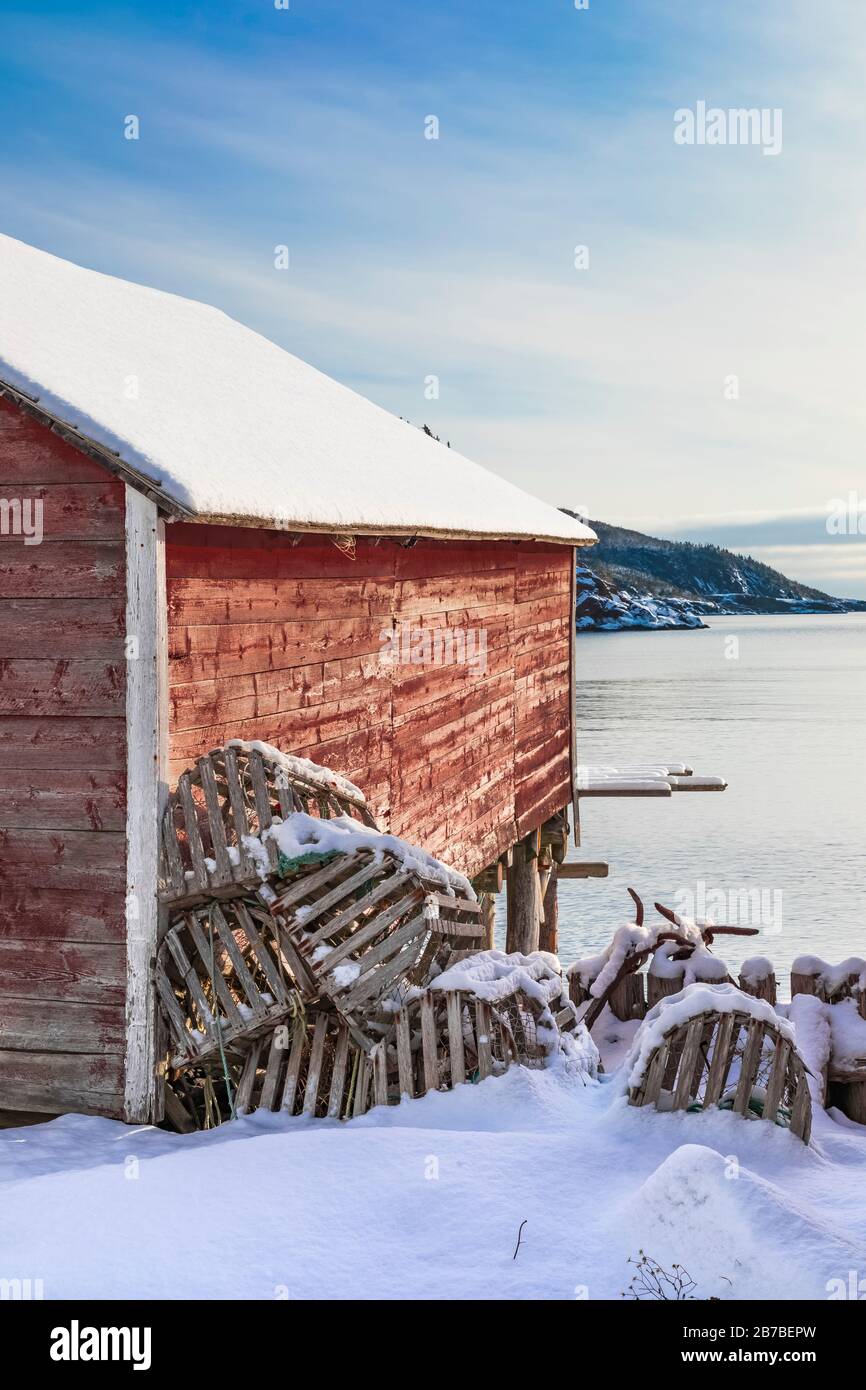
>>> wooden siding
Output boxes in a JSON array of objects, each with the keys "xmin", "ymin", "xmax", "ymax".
[
  {"xmin": 0, "ymin": 398, "xmax": 127, "ymax": 1117},
  {"xmin": 167, "ymin": 526, "xmax": 573, "ymax": 876}
]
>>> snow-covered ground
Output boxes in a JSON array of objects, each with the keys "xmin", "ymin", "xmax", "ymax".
[{"xmin": 4, "ymin": 1025, "xmax": 866, "ymax": 1301}]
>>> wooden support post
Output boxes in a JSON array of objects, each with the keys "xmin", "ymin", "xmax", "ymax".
[
  {"xmin": 539, "ymin": 860, "xmax": 559, "ymax": 956},
  {"xmin": 480, "ymin": 892, "xmax": 496, "ymax": 951},
  {"xmin": 506, "ymin": 833, "xmax": 541, "ymax": 955},
  {"xmin": 738, "ymin": 970, "xmax": 777, "ymax": 1005}
]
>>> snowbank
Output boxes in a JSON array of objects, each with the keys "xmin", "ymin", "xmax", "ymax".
[{"xmin": 4, "ymin": 1057, "xmax": 865, "ymax": 1301}]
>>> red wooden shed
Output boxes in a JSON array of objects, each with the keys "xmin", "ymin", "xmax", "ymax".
[{"xmin": 0, "ymin": 234, "xmax": 595, "ymax": 1122}]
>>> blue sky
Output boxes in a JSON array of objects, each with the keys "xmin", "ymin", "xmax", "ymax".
[{"xmin": 2, "ymin": 0, "xmax": 865, "ymax": 592}]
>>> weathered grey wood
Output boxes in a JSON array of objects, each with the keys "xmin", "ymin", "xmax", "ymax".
[
  {"xmin": 353, "ymin": 1051, "xmax": 372, "ymax": 1115},
  {"xmin": 420, "ymin": 993, "xmax": 439, "ymax": 1093},
  {"xmin": 640, "ymin": 1040, "xmax": 670, "ymax": 1106},
  {"xmin": 762, "ymin": 1035, "xmax": 792, "ymax": 1124},
  {"xmin": 302, "ymin": 1013, "xmax": 329, "ymax": 1116},
  {"xmin": 234, "ymin": 902, "xmax": 291, "ymax": 1004},
  {"xmin": 209, "ymin": 904, "xmax": 268, "ymax": 1016},
  {"xmin": 197, "ymin": 755, "xmax": 234, "ymax": 886},
  {"xmin": 310, "ymin": 880, "xmax": 419, "ymax": 967},
  {"xmin": 222, "ymin": 743, "xmax": 254, "ymax": 878},
  {"xmin": 396, "ymin": 1008, "xmax": 414, "ymax": 1099},
  {"xmin": 702, "ymin": 1013, "xmax": 735, "ymax": 1108},
  {"xmin": 332, "ymin": 913, "xmax": 428, "ymax": 999},
  {"xmin": 372, "ymin": 1043, "xmax": 388, "ymax": 1107},
  {"xmin": 480, "ymin": 892, "xmax": 496, "ymax": 951},
  {"xmin": 280, "ymin": 1020, "xmax": 307, "ymax": 1114},
  {"xmin": 161, "ymin": 808, "xmax": 185, "ymax": 896},
  {"xmin": 475, "ymin": 1000, "xmax": 493, "ymax": 1079},
  {"xmin": 672, "ymin": 1017, "xmax": 704, "ymax": 1110},
  {"xmin": 610, "ymin": 971, "xmax": 646, "ymax": 1022},
  {"xmin": 446, "ymin": 991, "xmax": 466, "ymax": 1086},
  {"xmin": 300, "ymin": 859, "xmax": 391, "ymax": 940},
  {"xmin": 248, "ymin": 747, "xmax": 279, "ymax": 871},
  {"xmin": 270, "ymin": 853, "xmax": 360, "ymax": 911},
  {"xmin": 163, "ymin": 926, "xmax": 216, "ymax": 1043},
  {"xmin": 177, "ymin": 772, "xmax": 209, "ymax": 891},
  {"xmin": 236, "ymin": 1040, "xmax": 263, "ymax": 1114},
  {"xmin": 185, "ymin": 914, "xmax": 245, "ymax": 1031},
  {"xmin": 259, "ymin": 1029, "xmax": 286, "ymax": 1111},
  {"xmin": 339, "ymin": 919, "xmax": 428, "ymax": 1009},
  {"xmin": 328, "ymin": 1025, "xmax": 350, "ymax": 1118},
  {"xmin": 789, "ymin": 1063, "xmax": 811, "ymax": 1142},
  {"xmin": 155, "ymin": 970, "xmax": 191, "ymax": 1058},
  {"xmin": 734, "ymin": 1019, "xmax": 765, "ymax": 1116},
  {"xmin": 505, "ymin": 839, "xmax": 540, "ymax": 955}
]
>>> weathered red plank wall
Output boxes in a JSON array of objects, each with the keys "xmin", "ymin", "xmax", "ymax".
[
  {"xmin": 166, "ymin": 525, "xmax": 573, "ymax": 876},
  {"xmin": 0, "ymin": 398, "xmax": 127, "ymax": 1116}
]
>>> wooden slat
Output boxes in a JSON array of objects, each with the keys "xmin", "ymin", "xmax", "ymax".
[
  {"xmin": 209, "ymin": 904, "xmax": 267, "ymax": 1016},
  {"xmin": 789, "ymin": 1064, "xmax": 812, "ymax": 1143},
  {"xmin": 155, "ymin": 971, "xmax": 192, "ymax": 1058},
  {"xmin": 446, "ymin": 991, "xmax": 466, "ymax": 1086},
  {"xmin": 235, "ymin": 1040, "xmax": 263, "ymax": 1114},
  {"xmin": 280, "ymin": 1020, "xmax": 307, "ymax": 1114},
  {"xmin": 762, "ymin": 1035, "xmax": 792, "ymax": 1125},
  {"xmin": 338, "ymin": 920, "xmax": 428, "ymax": 1009},
  {"xmin": 315, "ymin": 886, "xmax": 421, "ymax": 973},
  {"xmin": 176, "ymin": 773, "xmax": 209, "ymax": 891},
  {"xmin": 372, "ymin": 1042, "xmax": 388, "ymax": 1107},
  {"xmin": 222, "ymin": 744, "xmax": 254, "ymax": 878},
  {"xmin": 396, "ymin": 1008, "xmax": 414, "ymax": 1099},
  {"xmin": 259, "ymin": 1030, "xmax": 287, "ymax": 1111},
  {"xmin": 234, "ymin": 902, "xmax": 291, "ymax": 1004},
  {"xmin": 420, "ymin": 993, "xmax": 439, "ymax": 1094},
  {"xmin": 672, "ymin": 1017, "xmax": 704, "ymax": 1110},
  {"xmin": 164, "ymin": 926, "xmax": 216, "ymax": 1040},
  {"xmin": 353, "ymin": 1051, "xmax": 372, "ymax": 1115},
  {"xmin": 302, "ymin": 1013, "xmax": 329, "ymax": 1116},
  {"xmin": 734, "ymin": 1020, "xmax": 765, "ymax": 1116},
  {"xmin": 475, "ymin": 1000, "xmax": 493, "ymax": 1079},
  {"xmin": 161, "ymin": 807, "xmax": 186, "ymax": 896},
  {"xmin": 296, "ymin": 858, "xmax": 389, "ymax": 940},
  {"xmin": 328, "ymin": 1025, "xmax": 350, "ymax": 1117},
  {"xmin": 185, "ymin": 915, "xmax": 244, "ymax": 1031},
  {"xmin": 248, "ymin": 747, "xmax": 279, "ymax": 871},
  {"xmin": 197, "ymin": 756, "xmax": 233, "ymax": 886},
  {"xmin": 640, "ymin": 1040, "xmax": 670, "ymax": 1106},
  {"xmin": 702, "ymin": 1013, "xmax": 735, "ymax": 1108}
]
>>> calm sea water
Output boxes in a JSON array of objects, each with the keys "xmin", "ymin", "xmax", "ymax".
[{"xmin": 497, "ymin": 615, "xmax": 866, "ymax": 996}]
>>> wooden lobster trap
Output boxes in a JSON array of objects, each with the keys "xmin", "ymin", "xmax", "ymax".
[
  {"xmin": 628, "ymin": 1007, "xmax": 813, "ymax": 1143},
  {"xmin": 262, "ymin": 854, "xmax": 484, "ymax": 1045},
  {"xmin": 159, "ymin": 741, "xmax": 378, "ymax": 906},
  {"xmin": 178, "ymin": 977, "xmax": 578, "ymax": 1127},
  {"xmin": 156, "ymin": 896, "xmax": 304, "ymax": 1069}
]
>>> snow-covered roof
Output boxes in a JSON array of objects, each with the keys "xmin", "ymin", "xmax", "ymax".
[{"xmin": 0, "ymin": 234, "xmax": 596, "ymax": 546}]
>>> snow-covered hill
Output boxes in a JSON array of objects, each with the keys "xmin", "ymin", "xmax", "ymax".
[{"xmin": 567, "ymin": 515, "xmax": 866, "ymax": 632}]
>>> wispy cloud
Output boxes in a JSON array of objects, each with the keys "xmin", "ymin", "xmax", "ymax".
[{"xmin": 1, "ymin": 0, "xmax": 864, "ymax": 598}]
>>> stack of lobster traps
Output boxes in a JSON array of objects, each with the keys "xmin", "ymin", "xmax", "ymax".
[{"xmin": 156, "ymin": 742, "xmax": 576, "ymax": 1131}]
